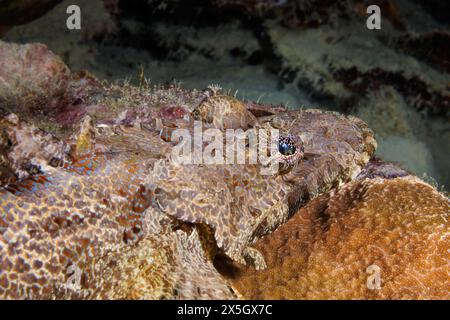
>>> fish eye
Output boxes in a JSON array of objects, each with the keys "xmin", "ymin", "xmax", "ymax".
[{"xmin": 278, "ymin": 136, "xmax": 297, "ymax": 156}]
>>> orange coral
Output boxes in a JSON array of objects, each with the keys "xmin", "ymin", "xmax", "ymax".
[{"xmin": 222, "ymin": 176, "xmax": 449, "ymax": 299}]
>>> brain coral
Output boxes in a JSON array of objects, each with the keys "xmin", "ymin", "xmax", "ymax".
[{"xmin": 223, "ymin": 175, "xmax": 450, "ymax": 299}]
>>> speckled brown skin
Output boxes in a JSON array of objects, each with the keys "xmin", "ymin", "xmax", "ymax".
[
  {"xmin": 154, "ymin": 107, "xmax": 376, "ymax": 268},
  {"xmin": 0, "ymin": 125, "xmax": 237, "ymax": 299},
  {"xmin": 223, "ymin": 175, "xmax": 449, "ymax": 299},
  {"xmin": 0, "ymin": 113, "xmax": 70, "ymax": 185},
  {"xmin": 0, "ymin": 101, "xmax": 375, "ymax": 299},
  {"xmin": 62, "ymin": 83, "xmax": 376, "ymax": 271},
  {"xmin": 92, "ymin": 208, "xmax": 238, "ymax": 300},
  {"xmin": 0, "ymin": 41, "xmax": 376, "ymax": 299}
]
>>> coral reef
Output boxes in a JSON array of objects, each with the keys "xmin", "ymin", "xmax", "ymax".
[
  {"xmin": 222, "ymin": 174, "xmax": 449, "ymax": 299},
  {"xmin": 265, "ymin": 21, "xmax": 450, "ymax": 118},
  {"xmin": 214, "ymin": 0, "xmax": 346, "ymax": 28},
  {"xmin": 390, "ymin": 31, "xmax": 450, "ymax": 73},
  {"xmin": 0, "ymin": 1, "xmax": 448, "ymax": 300}
]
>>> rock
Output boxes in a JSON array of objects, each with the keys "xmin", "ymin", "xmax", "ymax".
[
  {"xmin": 390, "ymin": 31, "xmax": 450, "ymax": 73},
  {"xmin": 0, "ymin": 40, "xmax": 70, "ymax": 115},
  {"xmin": 213, "ymin": 0, "xmax": 346, "ymax": 28}
]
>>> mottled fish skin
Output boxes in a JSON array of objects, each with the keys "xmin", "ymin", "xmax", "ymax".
[
  {"xmin": 152, "ymin": 104, "xmax": 376, "ymax": 267},
  {"xmin": 0, "ymin": 89, "xmax": 375, "ymax": 299},
  {"xmin": 0, "ymin": 41, "xmax": 375, "ymax": 299},
  {"xmin": 0, "ymin": 131, "xmax": 237, "ymax": 299},
  {"xmin": 0, "ymin": 113, "xmax": 70, "ymax": 185}
]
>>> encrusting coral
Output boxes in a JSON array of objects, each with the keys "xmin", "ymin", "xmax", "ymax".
[{"xmin": 223, "ymin": 171, "xmax": 449, "ymax": 299}]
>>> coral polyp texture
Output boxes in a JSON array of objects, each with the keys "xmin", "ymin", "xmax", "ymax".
[{"xmin": 224, "ymin": 174, "xmax": 449, "ymax": 299}]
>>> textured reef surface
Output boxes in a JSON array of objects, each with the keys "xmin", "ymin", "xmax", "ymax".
[
  {"xmin": 221, "ymin": 172, "xmax": 449, "ymax": 299},
  {"xmin": 0, "ymin": 39, "xmax": 448, "ymax": 299}
]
